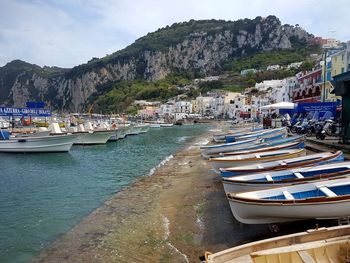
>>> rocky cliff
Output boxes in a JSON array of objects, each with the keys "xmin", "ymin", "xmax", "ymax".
[{"xmin": 0, "ymin": 16, "xmax": 314, "ymax": 111}]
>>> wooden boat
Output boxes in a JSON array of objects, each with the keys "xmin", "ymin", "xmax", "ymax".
[
  {"xmin": 221, "ymin": 140, "xmax": 305, "ymax": 156},
  {"xmin": 209, "ymin": 149, "xmax": 306, "ymax": 173},
  {"xmin": 0, "ymin": 130, "xmax": 78, "ymax": 152},
  {"xmin": 204, "ymin": 224, "xmax": 350, "ymax": 263},
  {"xmin": 223, "ymin": 161, "xmax": 350, "ymax": 194},
  {"xmin": 220, "ymin": 151, "xmax": 344, "ymax": 177},
  {"xmin": 217, "ymin": 136, "xmax": 304, "ymax": 157},
  {"xmin": 213, "ymin": 128, "xmax": 264, "ymax": 143},
  {"xmin": 227, "ymin": 177, "xmax": 350, "ymax": 224},
  {"xmin": 200, "ymin": 134, "xmax": 288, "ymax": 158},
  {"xmin": 225, "ymin": 127, "xmax": 287, "ymax": 143}
]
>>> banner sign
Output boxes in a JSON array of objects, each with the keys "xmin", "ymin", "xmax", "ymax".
[
  {"xmin": 297, "ymin": 102, "xmax": 336, "ymax": 113},
  {"xmin": 0, "ymin": 107, "xmax": 51, "ymax": 117},
  {"xmin": 296, "ymin": 102, "xmax": 337, "ymax": 119}
]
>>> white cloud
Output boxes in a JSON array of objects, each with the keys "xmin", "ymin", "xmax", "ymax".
[{"xmin": 0, "ymin": 0, "xmax": 349, "ymax": 68}]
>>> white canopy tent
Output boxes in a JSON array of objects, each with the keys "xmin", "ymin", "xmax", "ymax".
[{"xmin": 261, "ymin": 102, "xmax": 295, "ymax": 110}]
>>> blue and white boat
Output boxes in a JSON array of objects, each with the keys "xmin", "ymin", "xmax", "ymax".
[
  {"xmin": 227, "ymin": 177, "xmax": 350, "ymax": 224},
  {"xmin": 210, "ymin": 149, "xmax": 306, "ymax": 173},
  {"xmin": 213, "ymin": 127, "xmax": 263, "ymax": 142},
  {"xmin": 223, "ymin": 161, "xmax": 350, "ymax": 194},
  {"xmin": 225, "ymin": 127, "xmax": 287, "ymax": 143},
  {"xmin": 221, "ymin": 140, "xmax": 305, "ymax": 156},
  {"xmin": 220, "ymin": 151, "xmax": 344, "ymax": 177},
  {"xmin": 201, "ymin": 135, "xmax": 302, "ymax": 158}
]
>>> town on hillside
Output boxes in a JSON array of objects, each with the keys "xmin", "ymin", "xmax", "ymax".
[{"xmin": 134, "ymin": 37, "xmax": 347, "ymax": 124}]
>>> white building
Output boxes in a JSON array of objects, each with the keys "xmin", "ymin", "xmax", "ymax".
[
  {"xmin": 251, "ymin": 95, "xmax": 270, "ymax": 112},
  {"xmin": 267, "ymin": 65, "xmax": 281, "ymax": 71},
  {"xmin": 226, "ymin": 94, "xmax": 249, "ymax": 119},
  {"xmin": 210, "ymin": 96, "xmax": 225, "ymax": 117},
  {"xmin": 255, "ymin": 80, "xmax": 283, "ymax": 92},
  {"xmin": 175, "ymin": 101, "xmax": 192, "ymax": 114},
  {"xmin": 159, "ymin": 102, "xmax": 175, "ymax": 117},
  {"xmin": 240, "ymin": 68, "xmax": 257, "ymax": 75},
  {"xmin": 287, "ymin": 62, "xmax": 303, "ymax": 70},
  {"xmin": 195, "ymin": 96, "xmax": 213, "ymax": 116}
]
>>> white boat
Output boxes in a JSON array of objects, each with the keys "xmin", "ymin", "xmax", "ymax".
[
  {"xmin": 225, "ymin": 127, "xmax": 287, "ymax": 143},
  {"xmin": 149, "ymin": 124, "xmax": 161, "ymax": 128},
  {"xmin": 201, "ymin": 132, "xmax": 290, "ymax": 158},
  {"xmin": 137, "ymin": 124, "xmax": 150, "ymax": 134},
  {"xmin": 210, "ymin": 149, "xmax": 306, "ymax": 173},
  {"xmin": 116, "ymin": 126, "xmax": 128, "ymax": 139},
  {"xmin": 221, "ymin": 140, "xmax": 305, "ymax": 156},
  {"xmin": 0, "ymin": 130, "xmax": 77, "ymax": 152},
  {"xmin": 107, "ymin": 129, "xmax": 118, "ymax": 141},
  {"xmin": 223, "ymin": 161, "xmax": 350, "ymax": 194},
  {"xmin": 125, "ymin": 125, "xmax": 142, "ymax": 135},
  {"xmin": 205, "ymin": 224, "xmax": 350, "ymax": 263},
  {"xmin": 227, "ymin": 177, "xmax": 350, "ymax": 224},
  {"xmin": 212, "ymin": 128, "xmax": 264, "ymax": 142},
  {"xmin": 71, "ymin": 123, "xmax": 115, "ymax": 145},
  {"xmin": 220, "ymin": 151, "xmax": 344, "ymax": 177},
  {"xmin": 200, "ymin": 139, "xmax": 260, "ymax": 158},
  {"xmin": 160, "ymin": 123, "xmax": 173, "ymax": 127}
]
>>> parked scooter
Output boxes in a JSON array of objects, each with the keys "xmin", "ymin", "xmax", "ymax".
[{"xmin": 316, "ymin": 119, "xmax": 341, "ymax": 140}]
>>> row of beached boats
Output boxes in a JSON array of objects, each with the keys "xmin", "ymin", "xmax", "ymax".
[
  {"xmin": 200, "ymin": 125, "xmax": 350, "ymax": 262},
  {"xmin": 0, "ymin": 121, "xmax": 154, "ymax": 153}
]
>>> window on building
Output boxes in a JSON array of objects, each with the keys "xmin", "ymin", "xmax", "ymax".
[
  {"xmin": 238, "ymin": 98, "xmax": 240, "ymax": 101},
  {"xmin": 235, "ymin": 105, "xmax": 238, "ymax": 108},
  {"xmin": 342, "ymin": 67, "xmax": 345, "ymax": 73}
]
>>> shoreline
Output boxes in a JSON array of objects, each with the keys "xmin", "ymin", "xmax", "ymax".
[
  {"xmin": 33, "ymin": 126, "xmax": 220, "ymax": 262},
  {"xmin": 32, "ymin": 123, "xmax": 322, "ymax": 262}
]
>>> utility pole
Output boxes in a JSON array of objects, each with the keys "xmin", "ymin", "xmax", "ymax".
[{"xmin": 323, "ymin": 48, "xmax": 327, "ymax": 102}]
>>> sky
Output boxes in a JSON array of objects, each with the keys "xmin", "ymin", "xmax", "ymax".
[{"xmin": 0, "ymin": 0, "xmax": 349, "ymax": 68}]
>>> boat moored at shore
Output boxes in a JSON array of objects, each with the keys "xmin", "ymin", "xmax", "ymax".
[{"xmin": 0, "ymin": 131, "xmax": 78, "ymax": 152}]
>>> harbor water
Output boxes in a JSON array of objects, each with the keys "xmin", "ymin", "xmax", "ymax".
[{"xmin": 0, "ymin": 125, "xmax": 210, "ymax": 263}]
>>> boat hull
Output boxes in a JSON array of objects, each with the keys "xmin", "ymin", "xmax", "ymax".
[
  {"xmin": 222, "ymin": 161, "xmax": 350, "ymax": 194},
  {"xmin": 228, "ymin": 196, "xmax": 350, "ymax": 224},
  {"xmin": 210, "ymin": 149, "xmax": 305, "ymax": 173},
  {"xmin": 200, "ymin": 139, "xmax": 259, "ymax": 158},
  {"xmin": 206, "ymin": 225, "xmax": 350, "ymax": 263},
  {"xmin": 108, "ymin": 130, "xmax": 118, "ymax": 141},
  {"xmin": 0, "ymin": 134, "xmax": 77, "ymax": 152},
  {"xmin": 74, "ymin": 131, "xmax": 115, "ymax": 145},
  {"xmin": 125, "ymin": 126, "xmax": 142, "ymax": 135},
  {"xmin": 220, "ymin": 151, "xmax": 344, "ymax": 177}
]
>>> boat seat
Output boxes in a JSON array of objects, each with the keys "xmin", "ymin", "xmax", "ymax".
[
  {"xmin": 265, "ymin": 175, "xmax": 273, "ymax": 181},
  {"xmin": 278, "ymin": 160, "xmax": 287, "ymax": 165},
  {"xmin": 317, "ymin": 186, "xmax": 337, "ymax": 197},
  {"xmin": 297, "ymin": 250, "xmax": 316, "ymax": 263},
  {"xmin": 294, "ymin": 172, "xmax": 304, "ymax": 179},
  {"xmin": 283, "ymin": 191, "xmax": 295, "ymax": 200}
]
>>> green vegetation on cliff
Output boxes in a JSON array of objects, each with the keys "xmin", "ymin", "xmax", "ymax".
[
  {"xmin": 223, "ymin": 46, "xmax": 320, "ymax": 72},
  {"xmin": 90, "ymin": 75, "xmax": 189, "ymax": 113},
  {"xmin": 90, "ymin": 46, "xmax": 320, "ymax": 113}
]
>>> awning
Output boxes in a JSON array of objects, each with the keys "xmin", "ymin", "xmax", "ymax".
[{"xmin": 261, "ymin": 102, "xmax": 295, "ymax": 110}]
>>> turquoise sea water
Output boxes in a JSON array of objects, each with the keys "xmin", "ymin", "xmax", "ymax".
[{"xmin": 0, "ymin": 125, "xmax": 209, "ymax": 263}]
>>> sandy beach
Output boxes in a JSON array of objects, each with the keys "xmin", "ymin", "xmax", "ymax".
[{"xmin": 32, "ymin": 125, "xmax": 321, "ymax": 263}]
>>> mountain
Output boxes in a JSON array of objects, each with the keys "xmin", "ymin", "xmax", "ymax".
[{"xmin": 0, "ymin": 16, "xmax": 314, "ymax": 112}]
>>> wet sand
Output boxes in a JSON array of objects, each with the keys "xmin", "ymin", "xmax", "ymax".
[{"xmin": 33, "ymin": 126, "xmax": 331, "ymax": 262}]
